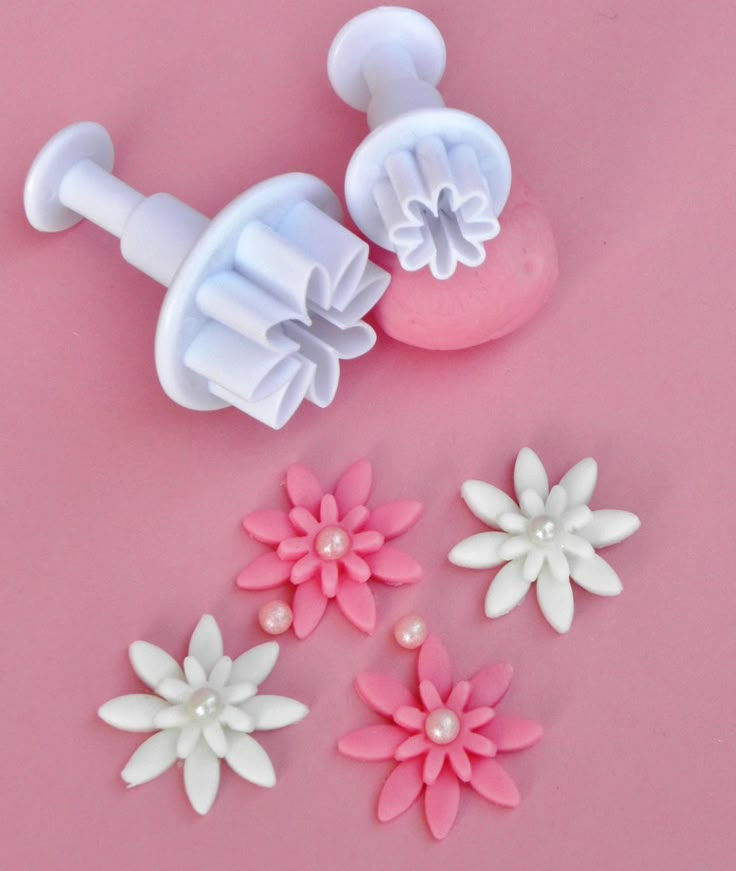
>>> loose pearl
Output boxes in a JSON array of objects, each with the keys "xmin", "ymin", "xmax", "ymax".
[
  {"xmin": 528, "ymin": 514, "xmax": 557, "ymax": 544},
  {"xmin": 258, "ymin": 600, "xmax": 293, "ymax": 635},
  {"xmin": 186, "ymin": 687, "xmax": 222, "ymax": 721},
  {"xmin": 425, "ymin": 708, "xmax": 461, "ymax": 745},
  {"xmin": 314, "ymin": 525, "xmax": 350, "ymax": 560},
  {"xmin": 394, "ymin": 614, "xmax": 428, "ymax": 649}
]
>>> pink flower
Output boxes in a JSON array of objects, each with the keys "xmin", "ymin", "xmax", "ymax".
[
  {"xmin": 338, "ymin": 636, "xmax": 542, "ymax": 840},
  {"xmin": 238, "ymin": 460, "xmax": 423, "ymax": 638}
]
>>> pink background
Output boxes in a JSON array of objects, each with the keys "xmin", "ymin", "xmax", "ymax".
[{"xmin": 2, "ymin": 1, "xmax": 735, "ymax": 868}]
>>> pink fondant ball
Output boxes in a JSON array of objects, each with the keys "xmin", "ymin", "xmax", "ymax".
[{"xmin": 371, "ymin": 177, "xmax": 558, "ymax": 350}]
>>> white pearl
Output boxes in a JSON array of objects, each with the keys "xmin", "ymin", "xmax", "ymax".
[
  {"xmin": 186, "ymin": 687, "xmax": 222, "ymax": 721},
  {"xmin": 394, "ymin": 615, "xmax": 428, "ymax": 649},
  {"xmin": 424, "ymin": 708, "xmax": 460, "ymax": 745},
  {"xmin": 314, "ymin": 525, "xmax": 350, "ymax": 560},
  {"xmin": 528, "ymin": 514, "xmax": 557, "ymax": 544},
  {"xmin": 259, "ymin": 600, "xmax": 293, "ymax": 635}
]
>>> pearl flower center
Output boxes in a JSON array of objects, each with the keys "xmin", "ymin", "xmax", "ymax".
[
  {"xmin": 314, "ymin": 525, "xmax": 350, "ymax": 560},
  {"xmin": 186, "ymin": 687, "xmax": 222, "ymax": 721},
  {"xmin": 528, "ymin": 514, "xmax": 557, "ymax": 545},
  {"xmin": 424, "ymin": 708, "xmax": 461, "ymax": 745}
]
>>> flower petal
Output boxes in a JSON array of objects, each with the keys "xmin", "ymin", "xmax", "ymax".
[
  {"xmin": 522, "ymin": 549, "xmax": 545, "ymax": 582},
  {"xmin": 158, "ymin": 678, "xmax": 193, "ymax": 704},
  {"xmin": 341, "ymin": 505, "xmax": 370, "ymax": 532},
  {"xmin": 208, "ymin": 656, "xmax": 232, "ymax": 689},
  {"xmin": 419, "ymin": 679, "xmax": 444, "ymax": 711},
  {"xmin": 377, "ymin": 759, "xmax": 424, "ymax": 822},
  {"xmin": 468, "ymin": 663, "xmax": 513, "ymax": 708},
  {"xmin": 277, "ymin": 536, "xmax": 311, "ymax": 560},
  {"xmin": 288, "ymin": 506, "xmax": 319, "ymax": 533},
  {"xmin": 237, "ymin": 552, "xmax": 293, "ymax": 590},
  {"xmin": 290, "ymin": 553, "xmax": 321, "ymax": 585},
  {"xmin": 563, "ymin": 504, "xmax": 593, "ymax": 532},
  {"xmin": 121, "ymin": 729, "xmax": 179, "ymax": 786},
  {"xmin": 462, "ymin": 732, "xmax": 496, "ymax": 757},
  {"xmin": 514, "ymin": 448, "xmax": 549, "ymax": 503},
  {"xmin": 395, "ymin": 733, "xmax": 431, "ymax": 760},
  {"xmin": 334, "ymin": 459, "xmax": 373, "ymax": 515},
  {"xmin": 561, "ymin": 533, "xmax": 595, "ymax": 559},
  {"xmin": 461, "ymin": 480, "xmax": 519, "ymax": 528},
  {"xmin": 241, "ymin": 695, "xmax": 309, "ymax": 730},
  {"xmin": 498, "ymin": 535, "xmax": 532, "ymax": 561},
  {"xmin": 153, "ymin": 704, "xmax": 188, "ymax": 729},
  {"xmin": 498, "ymin": 512, "xmax": 528, "ymax": 534},
  {"xmin": 335, "ymin": 578, "xmax": 377, "ymax": 634},
  {"xmin": 230, "ymin": 642, "xmax": 279, "ymax": 687},
  {"xmin": 184, "ymin": 738, "xmax": 221, "ymax": 815},
  {"xmin": 355, "ymin": 672, "xmax": 415, "ymax": 716},
  {"xmin": 220, "ymin": 705, "xmax": 253, "ymax": 732},
  {"xmin": 446, "ymin": 681, "xmax": 471, "ymax": 713},
  {"xmin": 204, "ymin": 722, "xmax": 228, "ymax": 757},
  {"xmin": 320, "ymin": 560, "xmax": 339, "ymax": 598},
  {"xmin": 350, "ymin": 530, "xmax": 384, "ymax": 555},
  {"xmin": 423, "ymin": 747, "xmax": 446, "ymax": 785},
  {"xmin": 183, "ymin": 656, "xmax": 207, "ymax": 688},
  {"xmin": 484, "ymin": 559, "xmax": 532, "ymax": 618},
  {"xmin": 364, "ymin": 546, "xmax": 422, "ymax": 586},
  {"xmin": 544, "ymin": 484, "xmax": 568, "ymax": 517},
  {"xmin": 338, "ymin": 725, "xmax": 409, "ymax": 761},
  {"xmin": 424, "ymin": 766, "xmax": 461, "ymax": 839},
  {"xmin": 394, "ymin": 705, "xmax": 426, "ymax": 731},
  {"xmin": 569, "ymin": 553, "xmax": 623, "ymax": 596},
  {"xmin": 558, "ymin": 457, "xmax": 598, "ymax": 508},
  {"xmin": 469, "ymin": 758, "xmax": 520, "ymax": 807},
  {"xmin": 222, "ymin": 682, "xmax": 257, "ymax": 705},
  {"xmin": 177, "ymin": 724, "xmax": 201, "ymax": 759},
  {"xmin": 225, "ymin": 732, "xmax": 276, "ymax": 787},
  {"xmin": 482, "ymin": 716, "xmax": 543, "ymax": 752},
  {"xmin": 519, "ymin": 489, "xmax": 545, "ymax": 518},
  {"xmin": 341, "ymin": 552, "xmax": 371, "ymax": 582},
  {"xmin": 368, "ymin": 500, "xmax": 423, "ymax": 539},
  {"xmin": 98, "ymin": 694, "xmax": 169, "ymax": 732},
  {"xmin": 319, "ymin": 493, "xmax": 339, "ymax": 524},
  {"xmin": 286, "ymin": 463, "xmax": 323, "ymax": 513},
  {"xmin": 449, "ymin": 532, "xmax": 509, "ymax": 569},
  {"xmin": 188, "ymin": 616, "xmax": 223, "ymax": 674},
  {"xmin": 292, "ymin": 579, "xmax": 329, "ymax": 639},
  {"xmin": 462, "ymin": 707, "xmax": 496, "ymax": 730},
  {"xmin": 579, "ymin": 509, "xmax": 641, "ymax": 547},
  {"xmin": 417, "ymin": 636, "xmax": 452, "ymax": 699},
  {"xmin": 128, "ymin": 641, "xmax": 183, "ymax": 691},
  {"xmin": 242, "ymin": 509, "xmax": 294, "ymax": 545},
  {"xmin": 546, "ymin": 548, "xmax": 570, "ymax": 584},
  {"xmin": 536, "ymin": 565, "xmax": 574, "ymax": 633},
  {"xmin": 448, "ymin": 746, "xmax": 472, "ymax": 782}
]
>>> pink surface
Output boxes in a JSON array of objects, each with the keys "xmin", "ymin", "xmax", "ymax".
[{"xmin": 1, "ymin": 1, "xmax": 735, "ymax": 869}]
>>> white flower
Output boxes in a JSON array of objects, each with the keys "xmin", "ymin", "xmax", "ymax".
[
  {"xmin": 449, "ymin": 448, "xmax": 641, "ymax": 634},
  {"xmin": 98, "ymin": 615, "xmax": 308, "ymax": 815}
]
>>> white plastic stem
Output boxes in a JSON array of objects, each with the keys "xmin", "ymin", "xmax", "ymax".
[
  {"xmin": 58, "ymin": 159, "xmax": 209, "ymax": 287},
  {"xmin": 362, "ymin": 43, "xmax": 445, "ymax": 129},
  {"xmin": 59, "ymin": 161, "xmax": 144, "ymax": 236}
]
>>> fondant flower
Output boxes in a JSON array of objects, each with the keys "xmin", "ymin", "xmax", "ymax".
[
  {"xmin": 98, "ymin": 615, "xmax": 308, "ymax": 815},
  {"xmin": 449, "ymin": 448, "xmax": 641, "ymax": 633},
  {"xmin": 238, "ymin": 460, "xmax": 423, "ymax": 638},
  {"xmin": 338, "ymin": 635, "xmax": 541, "ymax": 840}
]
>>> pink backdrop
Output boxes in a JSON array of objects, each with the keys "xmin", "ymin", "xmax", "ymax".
[{"xmin": 2, "ymin": 1, "xmax": 735, "ymax": 868}]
